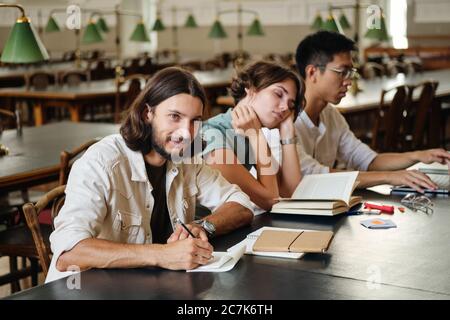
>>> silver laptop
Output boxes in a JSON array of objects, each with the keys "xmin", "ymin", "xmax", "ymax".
[{"xmin": 391, "ymin": 168, "xmax": 450, "ymax": 194}]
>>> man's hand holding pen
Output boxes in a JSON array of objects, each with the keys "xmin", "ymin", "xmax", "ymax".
[
  {"xmin": 167, "ymin": 221, "xmax": 209, "ymax": 242},
  {"xmin": 158, "ymin": 219, "xmax": 213, "ymax": 270}
]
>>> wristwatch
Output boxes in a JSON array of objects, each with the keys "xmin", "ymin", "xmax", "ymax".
[
  {"xmin": 280, "ymin": 136, "xmax": 297, "ymax": 145},
  {"xmin": 193, "ymin": 219, "xmax": 216, "ymax": 238}
]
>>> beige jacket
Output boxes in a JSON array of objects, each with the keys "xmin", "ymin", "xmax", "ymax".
[{"xmin": 47, "ymin": 134, "xmax": 253, "ymax": 282}]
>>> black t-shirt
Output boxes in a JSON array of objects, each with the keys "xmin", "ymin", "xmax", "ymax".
[{"xmin": 145, "ymin": 162, "xmax": 173, "ymax": 244}]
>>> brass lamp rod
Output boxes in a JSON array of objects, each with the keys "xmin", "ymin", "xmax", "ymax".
[
  {"xmin": 169, "ymin": 6, "xmax": 193, "ymax": 63},
  {"xmin": 88, "ymin": 7, "xmax": 143, "ymax": 61},
  {"xmin": 218, "ymin": 9, "xmax": 258, "ymax": 16},
  {"xmin": 0, "ymin": 3, "xmax": 26, "ymax": 18},
  {"xmin": 217, "ymin": 5, "xmax": 259, "ymax": 53},
  {"xmin": 318, "ymin": 1, "xmax": 377, "ymax": 59},
  {"xmin": 89, "ymin": 10, "xmax": 142, "ymax": 19}
]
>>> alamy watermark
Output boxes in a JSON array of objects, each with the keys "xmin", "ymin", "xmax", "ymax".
[
  {"xmin": 366, "ymin": 5, "xmax": 382, "ymax": 30},
  {"xmin": 66, "ymin": 265, "xmax": 81, "ymax": 290},
  {"xmin": 65, "ymin": 5, "xmax": 81, "ymax": 30}
]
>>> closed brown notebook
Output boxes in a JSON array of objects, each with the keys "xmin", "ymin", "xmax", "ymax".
[{"xmin": 252, "ymin": 229, "xmax": 334, "ymax": 253}]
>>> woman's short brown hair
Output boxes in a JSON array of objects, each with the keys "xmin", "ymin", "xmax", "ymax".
[
  {"xmin": 230, "ymin": 61, "xmax": 305, "ymax": 118},
  {"xmin": 120, "ymin": 67, "xmax": 206, "ymax": 154}
]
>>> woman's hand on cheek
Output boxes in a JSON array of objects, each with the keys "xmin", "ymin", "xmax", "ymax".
[
  {"xmin": 278, "ymin": 110, "xmax": 295, "ymax": 139},
  {"xmin": 231, "ymin": 103, "xmax": 262, "ymax": 137}
]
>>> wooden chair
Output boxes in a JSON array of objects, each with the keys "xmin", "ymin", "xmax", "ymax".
[
  {"xmin": 59, "ymin": 139, "xmax": 99, "ymax": 185},
  {"xmin": 215, "ymin": 52, "xmax": 233, "ymax": 68},
  {"xmin": 404, "ymin": 60, "xmax": 423, "ymax": 75},
  {"xmin": 203, "ymin": 59, "xmax": 224, "ymax": 71},
  {"xmin": 0, "ymin": 107, "xmax": 20, "ymax": 134},
  {"xmin": 156, "ymin": 49, "xmax": 174, "ymax": 61},
  {"xmin": 0, "ymin": 136, "xmax": 97, "ymax": 292},
  {"xmin": 180, "ymin": 61, "xmax": 203, "ymax": 71},
  {"xmin": 139, "ymin": 56, "xmax": 153, "ymax": 75},
  {"xmin": 115, "ymin": 74, "xmax": 148, "ymax": 123},
  {"xmin": 370, "ymin": 85, "xmax": 408, "ymax": 152},
  {"xmin": 0, "ymin": 226, "xmax": 45, "ymax": 292},
  {"xmin": 25, "ymin": 71, "xmax": 57, "ymax": 90},
  {"xmin": 55, "ymin": 71, "xmax": 90, "ymax": 120},
  {"xmin": 385, "ymin": 60, "xmax": 408, "ymax": 77},
  {"xmin": 361, "ymin": 62, "xmax": 385, "ymax": 79},
  {"xmin": 0, "ymin": 75, "xmax": 26, "ymax": 89},
  {"xmin": 25, "ymin": 71, "xmax": 69, "ymax": 123},
  {"xmin": 85, "ymin": 49, "xmax": 104, "ymax": 61},
  {"xmin": 62, "ymin": 50, "xmax": 76, "ymax": 62},
  {"xmin": 0, "ymin": 177, "xmax": 51, "ymax": 293},
  {"xmin": 22, "ymin": 185, "xmax": 66, "ymax": 277},
  {"xmin": 123, "ymin": 57, "xmax": 141, "ymax": 76},
  {"xmin": 90, "ymin": 59, "xmax": 115, "ymax": 80},
  {"xmin": 403, "ymin": 81, "xmax": 439, "ymax": 150},
  {"xmin": 20, "ymin": 138, "xmax": 96, "ymax": 278},
  {"xmin": 58, "ymin": 70, "xmax": 91, "ymax": 87}
]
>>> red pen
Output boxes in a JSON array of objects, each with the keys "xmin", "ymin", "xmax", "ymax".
[{"xmin": 364, "ymin": 202, "xmax": 394, "ymax": 214}]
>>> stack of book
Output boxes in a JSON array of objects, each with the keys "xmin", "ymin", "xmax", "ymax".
[{"xmin": 271, "ymin": 171, "xmax": 361, "ymax": 216}]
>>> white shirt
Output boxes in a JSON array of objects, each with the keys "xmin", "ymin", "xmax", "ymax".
[
  {"xmin": 47, "ymin": 134, "xmax": 253, "ymax": 282},
  {"xmin": 294, "ymin": 105, "xmax": 378, "ymax": 175}
]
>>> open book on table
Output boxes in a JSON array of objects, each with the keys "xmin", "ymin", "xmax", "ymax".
[
  {"xmin": 227, "ymin": 226, "xmax": 334, "ymax": 259},
  {"xmin": 271, "ymin": 171, "xmax": 362, "ymax": 216}
]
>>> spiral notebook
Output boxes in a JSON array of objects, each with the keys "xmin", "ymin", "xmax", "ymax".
[{"xmin": 227, "ymin": 227, "xmax": 311, "ymax": 259}]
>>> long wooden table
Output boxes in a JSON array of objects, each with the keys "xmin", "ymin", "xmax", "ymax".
[
  {"xmin": 335, "ymin": 68, "xmax": 450, "ymax": 114},
  {"xmin": 5, "ymin": 189, "xmax": 449, "ymax": 300},
  {"xmin": 0, "ymin": 69, "xmax": 234, "ymax": 126},
  {"xmin": 0, "ymin": 122, "xmax": 119, "ymax": 193},
  {"xmin": 0, "ymin": 62, "xmax": 85, "ymax": 82}
]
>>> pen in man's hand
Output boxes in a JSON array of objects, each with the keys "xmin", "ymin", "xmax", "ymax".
[{"xmin": 177, "ymin": 219, "xmax": 197, "ymax": 238}]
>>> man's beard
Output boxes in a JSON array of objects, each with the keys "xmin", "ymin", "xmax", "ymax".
[
  {"xmin": 151, "ymin": 138, "xmax": 172, "ymax": 160},
  {"xmin": 150, "ymin": 124, "xmax": 189, "ymax": 161}
]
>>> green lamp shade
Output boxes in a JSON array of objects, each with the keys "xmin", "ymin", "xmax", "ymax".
[
  {"xmin": 247, "ymin": 18, "xmax": 264, "ymax": 36},
  {"xmin": 322, "ymin": 15, "xmax": 340, "ymax": 33},
  {"xmin": 311, "ymin": 14, "xmax": 323, "ymax": 30},
  {"xmin": 82, "ymin": 21, "xmax": 104, "ymax": 44},
  {"xmin": 184, "ymin": 14, "xmax": 198, "ymax": 28},
  {"xmin": 1, "ymin": 18, "xmax": 49, "ymax": 63},
  {"xmin": 45, "ymin": 16, "xmax": 60, "ymax": 33},
  {"xmin": 208, "ymin": 20, "xmax": 227, "ymax": 38},
  {"xmin": 96, "ymin": 17, "xmax": 109, "ymax": 33},
  {"xmin": 152, "ymin": 17, "xmax": 165, "ymax": 31},
  {"xmin": 364, "ymin": 15, "xmax": 389, "ymax": 41},
  {"xmin": 130, "ymin": 22, "xmax": 150, "ymax": 42},
  {"xmin": 339, "ymin": 12, "xmax": 351, "ymax": 29}
]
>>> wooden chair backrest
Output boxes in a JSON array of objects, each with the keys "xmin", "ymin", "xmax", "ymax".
[
  {"xmin": 371, "ymin": 85, "xmax": 408, "ymax": 152},
  {"xmin": 22, "ymin": 185, "xmax": 66, "ymax": 277},
  {"xmin": 59, "ymin": 139, "xmax": 99, "ymax": 185},
  {"xmin": 405, "ymin": 81, "xmax": 439, "ymax": 149},
  {"xmin": 115, "ymin": 74, "xmax": 148, "ymax": 123}
]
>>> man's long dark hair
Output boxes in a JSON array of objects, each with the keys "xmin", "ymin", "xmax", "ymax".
[{"xmin": 120, "ymin": 67, "xmax": 207, "ymax": 155}]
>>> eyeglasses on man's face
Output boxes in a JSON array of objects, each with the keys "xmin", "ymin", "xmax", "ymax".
[
  {"xmin": 400, "ymin": 193, "xmax": 434, "ymax": 214},
  {"xmin": 316, "ymin": 65, "xmax": 358, "ymax": 80}
]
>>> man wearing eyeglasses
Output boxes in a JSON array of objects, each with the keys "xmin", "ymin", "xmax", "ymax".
[{"xmin": 293, "ymin": 31, "xmax": 450, "ymax": 192}]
